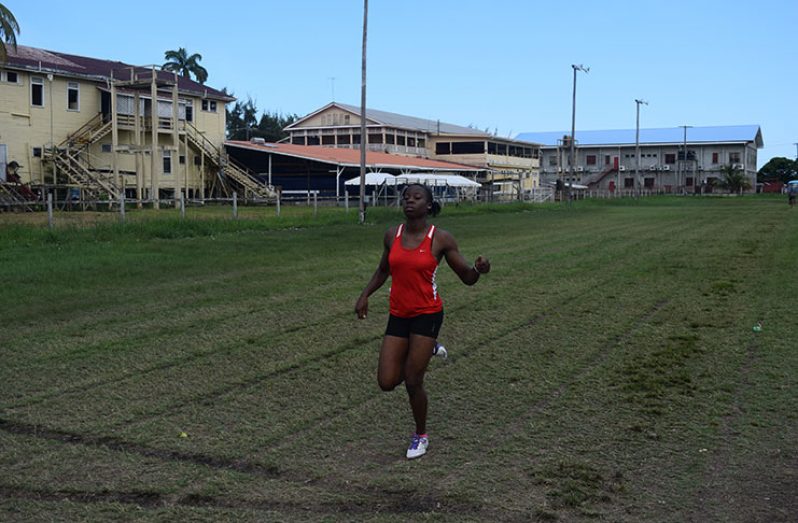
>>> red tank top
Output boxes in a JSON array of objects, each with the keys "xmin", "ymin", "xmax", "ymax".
[{"xmin": 388, "ymin": 224, "xmax": 443, "ymax": 318}]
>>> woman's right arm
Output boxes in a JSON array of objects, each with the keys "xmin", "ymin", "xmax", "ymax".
[{"xmin": 355, "ymin": 228, "xmax": 393, "ymax": 319}]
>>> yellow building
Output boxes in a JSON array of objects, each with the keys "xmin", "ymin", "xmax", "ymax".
[
  {"xmin": 0, "ymin": 45, "xmax": 273, "ymax": 206},
  {"xmin": 284, "ymin": 102, "xmax": 542, "ymax": 197}
]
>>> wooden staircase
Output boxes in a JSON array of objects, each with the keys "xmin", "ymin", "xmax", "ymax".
[
  {"xmin": 41, "ymin": 113, "xmax": 122, "ymax": 202},
  {"xmin": 0, "ymin": 183, "xmax": 36, "ymax": 211},
  {"xmin": 184, "ymin": 122, "xmax": 277, "ymax": 200},
  {"xmin": 49, "ymin": 149, "xmax": 123, "ymax": 202}
]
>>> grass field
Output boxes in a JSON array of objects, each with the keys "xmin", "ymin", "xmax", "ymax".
[{"xmin": 1, "ymin": 196, "xmax": 796, "ymax": 522}]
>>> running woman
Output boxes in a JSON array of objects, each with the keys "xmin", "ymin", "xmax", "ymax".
[{"xmin": 355, "ymin": 183, "xmax": 491, "ymax": 459}]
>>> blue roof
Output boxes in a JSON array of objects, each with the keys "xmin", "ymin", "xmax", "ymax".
[{"xmin": 516, "ymin": 125, "xmax": 763, "ymax": 148}]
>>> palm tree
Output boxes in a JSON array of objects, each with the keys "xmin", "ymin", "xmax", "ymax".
[
  {"xmin": 0, "ymin": 3, "xmax": 20, "ymax": 63},
  {"xmin": 717, "ymin": 164, "xmax": 752, "ymax": 195},
  {"xmin": 162, "ymin": 47, "xmax": 208, "ymax": 84}
]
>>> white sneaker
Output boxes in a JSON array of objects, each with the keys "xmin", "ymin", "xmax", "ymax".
[
  {"xmin": 406, "ymin": 433, "xmax": 429, "ymax": 459},
  {"xmin": 433, "ymin": 342, "xmax": 448, "ymax": 359}
]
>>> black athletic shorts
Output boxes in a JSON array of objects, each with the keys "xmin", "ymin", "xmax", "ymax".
[{"xmin": 385, "ymin": 311, "xmax": 444, "ymax": 339}]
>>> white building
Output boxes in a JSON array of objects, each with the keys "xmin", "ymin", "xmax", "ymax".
[{"xmin": 516, "ymin": 126, "xmax": 763, "ymax": 193}]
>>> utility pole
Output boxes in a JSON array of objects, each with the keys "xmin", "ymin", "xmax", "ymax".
[
  {"xmin": 635, "ymin": 99, "xmax": 648, "ymax": 196},
  {"xmin": 358, "ymin": 0, "xmax": 368, "ymax": 224},
  {"xmin": 679, "ymin": 125, "xmax": 692, "ymax": 194},
  {"xmin": 569, "ymin": 64, "xmax": 589, "ymax": 202},
  {"xmin": 793, "ymin": 142, "xmax": 798, "ymax": 160}
]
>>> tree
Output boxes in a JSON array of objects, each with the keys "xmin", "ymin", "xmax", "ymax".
[
  {"xmin": 225, "ymin": 94, "xmax": 297, "ymax": 142},
  {"xmin": 716, "ymin": 164, "xmax": 752, "ymax": 194},
  {"xmin": 0, "ymin": 3, "xmax": 20, "ymax": 63},
  {"xmin": 162, "ymin": 47, "xmax": 208, "ymax": 84},
  {"xmin": 757, "ymin": 157, "xmax": 798, "ymax": 184}
]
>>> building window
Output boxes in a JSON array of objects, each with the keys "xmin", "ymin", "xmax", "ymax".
[
  {"xmin": 3, "ymin": 70, "xmax": 19, "ymax": 83},
  {"xmin": 201, "ymin": 99, "xmax": 217, "ymax": 112},
  {"xmin": 586, "ymin": 155, "xmax": 597, "ymax": 165},
  {"xmin": 337, "ymin": 134, "xmax": 350, "ymax": 145},
  {"xmin": 344, "ymin": 114, "xmax": 350, "ymax": 124},
  {"xmin": 369, "ymin": 133, "xmax": 383, "ymax": 144},
  {"xmin": 101, "ymin": 143, "xmax": 112, "ymax": 153},
  {"xmin": 321, "ymin": 135, "xmax": 335, "ymax": 145},
  {"xmin": 291, "ymin": 135, "xmax": 305, "ymax": 145},
  {"xmin": 67, "ymin": 82, "xmax": 79, "ymax": 111},
  {"xmin": 179, "ymin": 155, "xmax": 186, "ymax": 165},
  {"xmin": 436, "ymin": 143, "xmax": 451, "ymax": 155},
  {"xmin": 686, "ymin": 177, "xmax": 694, "ymax": 187},
  {"xmin": 31, "ymin": 76, "xmax": 45, "ymax": 107},
  {"xmin": 163, "ymin": 150, "xmax": 172, "ymax": 174},
  {"xmin": 407, "ymin": 136, "xmax": 416, "ymax": 147},
  {"xmin": 397, "ymin": 135, "xmax": 405, "ymax": 146},
  {"xmin": 417, "ymin": 138, "xmax": 425, "ymax": 149},
  {"xmin": 549, "ymin": 156, "xmax": 558, "ymax": 166},
  {"xmin": 452, "ymin": 142, "xmax": 484, "ymax": 154},
  {"xmin": 604, "ymin": 155, "xmax": 610, "ymax": 165},
  {"xmin": 665, "ymin": 153, "xmax": 676, "ymax": 164},
  {"xmin": 193, "ymin": 156, "xmax": 202, "ymax": 166},
  {"xmin": 307, "ymin": 135, "xmax": 320, "ymax": 145},
  {"xmin": 185, "ymin": 101, "xmax": 193, "ymax": 122},
  {"xmin": 729, "ymin": 152, "xmax": 741, "ymax": 163},
  {"xmin": 624, "ymin": 177, "xmax": 634, "ymax": 188},
  {"xmin": 712, "ymin": 152, "xmax": 719, "ymax": 164},
  {"xmin": 644, "ymin": 177, "xmax": 654, "ymax": 188},
  {"xmin": 33, "ymin": 147, "xmax": 43, "ymax": 157},
  {"xmin": 385, "ymin": 133, "xmax": 395, "ymax": 145}
]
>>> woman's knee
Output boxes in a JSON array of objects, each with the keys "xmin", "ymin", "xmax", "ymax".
[
  {"xmin": 404, "ymin": 375, "xmax": 425, "ymax": 395},
  {"xmin": 378, "ymin": 375, "xmax": 401, "ymax": 391}
]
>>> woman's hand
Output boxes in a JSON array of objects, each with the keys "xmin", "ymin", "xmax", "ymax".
[
  {"xmin": 355, "ymin": 295, "xmax": 369, "ymax": 319},
  {"xmin": 474, "ymin": 256, "xmax": 491, "ymax": 275}
]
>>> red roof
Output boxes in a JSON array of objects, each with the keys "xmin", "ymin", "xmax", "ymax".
[
  {"xmin": 6, "ymin": 45, "xmax": 231, "ymax": 101},
  {"xmin": 225, "ymin": 141, "xmax": 482, "ymax": 171}
]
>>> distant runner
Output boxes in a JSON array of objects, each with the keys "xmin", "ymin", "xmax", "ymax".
[
  {"xmin": 788, "ymin": 182, "xmax": 797, "ymax": 207},
  {"xmin": 355, "ymin": 183, "xmax": 490, "ymax": 459}
]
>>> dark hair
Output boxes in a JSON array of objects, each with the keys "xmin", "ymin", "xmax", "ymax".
[{"xmin": 403, "ymin": 183, "xmax": 441, "ymax": 217}]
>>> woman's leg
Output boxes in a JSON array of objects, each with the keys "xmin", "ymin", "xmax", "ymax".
[
  {"xmin": 403, "ymin": 334, "xmax": 436, "ymax": 434},
  {"xmin": 377, "ymin": 335, "xmax": 409, "ymax": 391}
]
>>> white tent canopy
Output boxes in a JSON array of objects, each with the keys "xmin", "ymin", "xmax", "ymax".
[
  {"xmin": 344, "ymin": 172, "xmax": 480, "ymax": 188},
  {"xmin": 393, "ymin": 173, "xmax": 480, "ymax": 187},
  {"xmin": 344, "ymin": 172, "xmax": 397, "ymax": 186}
]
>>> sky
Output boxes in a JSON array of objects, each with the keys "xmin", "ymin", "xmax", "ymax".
[{"xmin": 9, "ymin": 0, "xmax": 797, "ymax": 167}]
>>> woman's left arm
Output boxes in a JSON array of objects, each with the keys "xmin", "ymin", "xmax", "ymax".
[{"xmin": 438, "ymin": 230, "xmax": 490, "ymax": 286}]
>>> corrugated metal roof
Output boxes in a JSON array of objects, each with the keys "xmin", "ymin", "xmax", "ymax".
[
  {"xmin": 225, "ymin": 141, "xmax": 483, "ymax": 171},
  {"xmin": 516, "ymin": 125, "xmax": 763, "ymax": 148},
  {"xmin": 290, "ymin": 102, "xmax": 489, "ymax": 136},
  {"xmin": 4, "ymin": 45, "xmax": 232, "ymax": 101}
]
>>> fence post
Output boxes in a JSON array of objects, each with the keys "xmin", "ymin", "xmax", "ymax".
[
  {"xmin": 313, "ymin": 192, "xmax": 318, "ymax": 218},
  {"xmin": 47, "ymin": 193, "xmax": 54, "ymax": 230},
  {"xmin": 276, "ymin": 193, "xmax": 281, "ymax": 217},
  {"xmin": 179, "ymin": 192, "xmax": 185, "ymax": 219},
  {"xmin": 232, "ymin": 191, "xmax": 238, "ymax": 219},
  {"xmin": 345, "ymin": 190, "xmax": 349, "ymax": 212},
  {"xmin": 119, "ymin": 191, "xmax": 126, "ymax": 224}
]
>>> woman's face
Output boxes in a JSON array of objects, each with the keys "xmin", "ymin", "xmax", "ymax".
[{"xmin": 402, "ymin": 186, "xmax": 431, "ymax": 219}]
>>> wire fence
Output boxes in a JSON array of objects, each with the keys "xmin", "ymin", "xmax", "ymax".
[{"xmin": 1, "ymin": 184, "xmax": 728, "ymax": 230}]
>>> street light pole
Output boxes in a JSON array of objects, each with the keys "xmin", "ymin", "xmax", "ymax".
[
  {"xmin": 569, "ymin": 64, "xmax": 589, "ymax": 201},
  {"xmin": 635, "ymin": 99, "xmax": 648, "ymax": 196}
]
